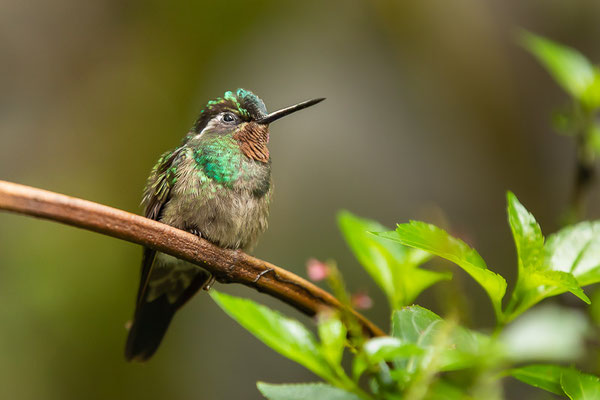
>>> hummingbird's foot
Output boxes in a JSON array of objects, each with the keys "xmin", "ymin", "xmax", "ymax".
[
  {"xmin": 187, "ymin": 228, "xmax": 202, "ymax": 238},
  {"xmin": 253, "ymin": 268, "xmax": 274, "ymax": 283},
  {"xmin": 202, "ymin": 275, "xmax": 216, "ymax": 291}
]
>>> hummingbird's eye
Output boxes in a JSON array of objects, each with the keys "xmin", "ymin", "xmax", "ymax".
[{"xmin": 221, "ymin": 112, "xmax": 237, "ymax": 124}]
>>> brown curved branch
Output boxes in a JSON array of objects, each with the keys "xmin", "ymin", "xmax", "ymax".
[{"xmin": 0, "ymin": 180, "xmax": 385, "ymax": 338}]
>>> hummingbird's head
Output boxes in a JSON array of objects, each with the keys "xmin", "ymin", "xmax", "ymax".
[{"xmin": 188, "ymin": 89, "xmax": 324, "ymax": 163}]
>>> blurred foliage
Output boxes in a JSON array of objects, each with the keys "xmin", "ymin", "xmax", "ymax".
[
  {"xmin": 214, "ymin": 191, "xmax": 600, "ymax": 399},
  {"xmin": 511, "ymin": 365, "xmax": 600, "ymax": 399},
  {"xmin": 520, "ymin": 31, "xmax": 600, "ymax": 223},
  {"xmin": 520, "ymin": 31, "xmax": 600, "ymax": 109}
]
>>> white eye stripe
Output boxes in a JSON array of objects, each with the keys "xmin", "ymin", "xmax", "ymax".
[
  {"xmin": 195, "ymin": 113, "xmax": 239, "ymax": 138},
  {"xmin": 195, "ymin": 118, "xmax": 220, "ymax": 138}
]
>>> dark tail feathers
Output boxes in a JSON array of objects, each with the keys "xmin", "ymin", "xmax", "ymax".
[
  {"xmin": 125, "ymin": 296, "xmax": 176, "ymax": 362},
  {"xmin": 125, "ymin": 271, "xmax": 211, "ymax": 362}
]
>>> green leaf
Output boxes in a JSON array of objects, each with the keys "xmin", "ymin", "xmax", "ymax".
[
  {"xmin": 501, "ymin": 304, "xmax": 589, "ymax": 362},
  {"xmin": 352, "ymin": 337, "xmax": 424, "ymax": 384},
  {"xmin": 545, "ymin": 220, "xmax": 600, "ymax": 286},
  {"xmin": 376, "ymin": 223, "xmax": 506, "ymax": 321},
  {"xmin": 257, "ymin": 382, "xmax": 363, "ymax": 400},
  {"xmin": 508, "ymin": 270, "xmax": 590, "ymax": 319},
  {"xmin": 511, "ymin": 364, "xmax": 600, "ymax": 399},
  {"xmin": 211, "ymin": 291, "xmax": 334, "ymax": 381},
  {"xmin": 561, "ymin": 368, "xmax": 600, "ymax": 400},
  {"xmin": 520, "ymin": 31, "xmax": 597, "ymax": 105},
  {"xmin": 338, "ymin": 211, "xmax": 449, "ymax": 308},
  {"xmin": 509, "ymin": 364, "xmax": 567, "ymax": 396},
  {"xmin": 582, "ymin": 68, "xmax": 600, "ymax": 110},
  {"xmin": 507, "ymin": 191, "xmax": 544, "ymax": 273},
  {"xmin": 338, "ymin": 211, "xmax": 395, "ymax": 297},
  {"xmin": 318, "ymin": 314, "xmax": 346, "ymax": 367},
  {"xmin": 391, "ymin": 306, "xmax": 493, "ymax": 372},
  {"xmin": 362, "ymin": 337, "xmax": 424, "ymax": 363},
  {"xmin": 506, "ymin": 193, "xmax": 590, "ymax": 320},
  {"xmin": 351, "ymin": 356, "xmax": 368, "ymax": 383}
]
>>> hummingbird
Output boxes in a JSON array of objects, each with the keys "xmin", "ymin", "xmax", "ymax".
[{"xmin": 125, "ymin": 88, "xmax": 324, "ymax": 361}]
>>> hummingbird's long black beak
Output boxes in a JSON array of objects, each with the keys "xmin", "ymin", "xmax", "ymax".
[{"xmin": 256, "ymin": 98, "xmax": 325, "ymax": 125}]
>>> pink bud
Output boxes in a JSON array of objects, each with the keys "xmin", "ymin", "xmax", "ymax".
[
  {"xmin": 307, "ymin": 258, "xmax": 329, "ymax": 281},
  {"xmin": 351, "ymin": 291, "xmax": 373, "ymax": 310}
]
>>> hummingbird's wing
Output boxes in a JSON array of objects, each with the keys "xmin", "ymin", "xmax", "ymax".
[
  {"xmin": 136, "ymin": 148, "xmax": 183, "ymax": 304},
  {"xmin": 125, "ymin": 148, "xmax": 211, "ymax": 361}
]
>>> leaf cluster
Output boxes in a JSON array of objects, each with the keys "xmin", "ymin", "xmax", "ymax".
[{"xmin": 211, "ymin": 190, "xmax": 600, "ymax": 399}]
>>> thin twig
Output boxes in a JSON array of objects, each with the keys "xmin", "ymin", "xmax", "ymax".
[{"xmin": 0, "ymin": 180, "xmax": 385, "ymax": 338}]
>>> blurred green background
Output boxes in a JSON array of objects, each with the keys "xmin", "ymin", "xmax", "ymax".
[{"xmin": 1, "ymin": 1, "xmax": 600, "ymax": 399}]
